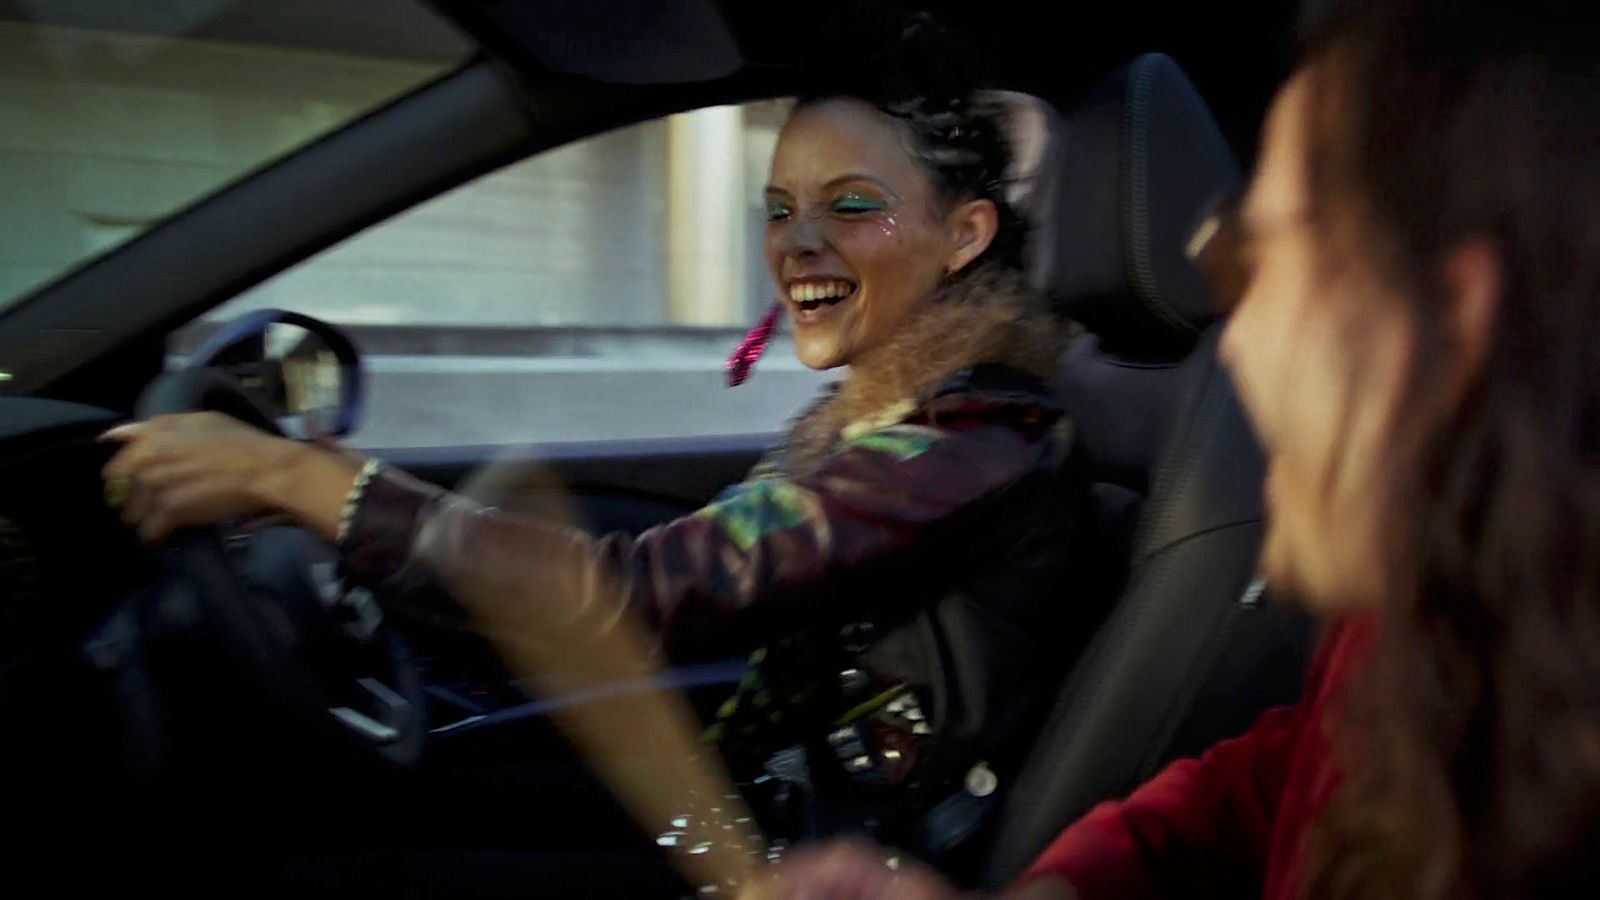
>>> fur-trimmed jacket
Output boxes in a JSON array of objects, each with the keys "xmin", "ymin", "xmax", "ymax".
[{"xmin": 338, "ymin": 268, "xmax": 1091, "ymax": 848}]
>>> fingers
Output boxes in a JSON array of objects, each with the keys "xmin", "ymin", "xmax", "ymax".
[
  {"xmin": 101, "ymin": 417, "xmax": 184, "ymax": 480},
  {"xmin": 99, "ymin": 413, "xmax": 186, "ymax": 446},
  {"xmin": 121, "ymin": 472, "xmax": 156, "ymax": 530},
  {"xmin": 103, "ymin": 433, "xmax": 155, "ymax": 481},
  {"xmin": 100, "ymin": 412, "xmax": 230, "ymax": 448},
  {"xmin": 102, "ymin": 430, "xmax": 174, "ymax": 531},
  {"xmin": 136, "ymin": 482, "xmax": 199, "ymax": 546},
  {"xmin": 100, "ymin": 414, "xmax": 229, "ymax": 500},
  {"xmin": 764, "ymin": 841, "xmax": 961, "ymax": 900},
  {"xmin": 100, "ymin": 422, "xmax": 144, "ymax": 443},
  {"xmin": 118, "ymin": 466, "xmax": 195, "ymax": 545},
  {"xmin": 97, "ymin": 413, "xmax": 288, "ymax": 546},
  {"xmin": 135, "ymin": 496, "xmax": 172, "ymax": 546},
  {"xmin": 767, "ymin": 842, "xmax": 900, "ymax": 900},
  {"xmin": 106, "ymin": 441, "xmax": 224, "ymax": 545}
]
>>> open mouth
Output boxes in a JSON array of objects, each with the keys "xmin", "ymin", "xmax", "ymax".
[{"xmin": 788, "ymin": 279, "xmax": 858, "ymax": 313}]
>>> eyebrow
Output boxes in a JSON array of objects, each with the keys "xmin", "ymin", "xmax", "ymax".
[
  {"xmin": 764, "ymin": 173, "xmax": 902, "ymax": 201},
  {"xmin": 824, "ymin": 172, "xmax": 899, "ymax": 198}
]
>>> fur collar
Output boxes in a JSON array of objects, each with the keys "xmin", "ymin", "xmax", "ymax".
[{"xmin": 781, "ymin": 265, "xmax": 1064, "ymax": 472}]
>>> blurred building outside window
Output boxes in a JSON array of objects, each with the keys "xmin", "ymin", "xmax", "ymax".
[{"xmin": 3, "ymin": 2, "xmax": 1051, "ymax": 449}]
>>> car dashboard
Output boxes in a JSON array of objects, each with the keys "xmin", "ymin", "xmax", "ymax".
[{"xmin": 0, "ymin": 398, "xmax": 159, "ymax": 666}]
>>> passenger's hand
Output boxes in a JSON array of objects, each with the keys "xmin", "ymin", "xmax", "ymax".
[
  {"xmin": 754, "ymin": 840, "xmax": 971, "ymax": 900},
  {"xmin": 100, "ymin": 412, "xmax": 357, "ymax": 545}
]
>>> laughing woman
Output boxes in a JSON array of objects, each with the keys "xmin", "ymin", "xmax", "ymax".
[{"xmin": 101, "ymin": 18, "xmax": 1085, "ymax": 852}]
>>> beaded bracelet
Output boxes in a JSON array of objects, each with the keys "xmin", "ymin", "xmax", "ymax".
[{"xmin": 336, "ymin": 457, "xmax": 383, "ymax": 547}]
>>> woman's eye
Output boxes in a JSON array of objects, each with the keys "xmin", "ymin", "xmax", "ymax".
[
  {"xmin": 831, "ymin": 193, "xmax": 887, "ymax": 215},
  {"xmin": 765, "ymin": 203, "xmax": 792, "ymax": 222}
]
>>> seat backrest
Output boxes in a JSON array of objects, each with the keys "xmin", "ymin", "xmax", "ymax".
[{"xmin": 977, "ymin": 54, "xmax": 1314, "ymax": 885}]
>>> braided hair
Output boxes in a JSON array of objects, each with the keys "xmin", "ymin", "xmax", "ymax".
[{"xmin": 791, "ymin": 11, "xmax": 1029, "ymax": 276}]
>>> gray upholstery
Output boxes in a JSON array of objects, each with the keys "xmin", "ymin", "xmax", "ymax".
[{"xmin": 976, "ymin": 55, "xmax": 1313, "ymax": 886}]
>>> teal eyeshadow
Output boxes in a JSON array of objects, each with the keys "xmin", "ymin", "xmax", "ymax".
[{"xmin": 832, "ymin": 194, "xmax": 887, "ymax": 213}]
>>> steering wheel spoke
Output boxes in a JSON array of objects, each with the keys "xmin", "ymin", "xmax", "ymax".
[{"xmin": 134, "ymin": 369, "xmax": 426, "ymax": 768}]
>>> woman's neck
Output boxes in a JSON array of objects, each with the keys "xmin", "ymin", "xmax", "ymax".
[
  {"xmin": 777, "ymin": 267, "xmax": 1063, "ymax": 474},
  {"xmin": 835, "ymin": 267, "xmax": 1062, "ymax": 422}
]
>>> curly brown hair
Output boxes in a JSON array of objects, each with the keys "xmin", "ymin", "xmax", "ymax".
[{"xmin": 1293, "ymin": 2, "xmax": 1600, "ymax": 898}]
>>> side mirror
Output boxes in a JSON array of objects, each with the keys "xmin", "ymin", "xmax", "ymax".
[{"xmin": 187, "ymin": 310, "xmax": 364, "ymax": 439}]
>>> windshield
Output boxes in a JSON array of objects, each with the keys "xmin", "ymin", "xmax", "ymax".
[{"xmin": 0, "ymin": 0, "xmax": 470, "ymax": 313}]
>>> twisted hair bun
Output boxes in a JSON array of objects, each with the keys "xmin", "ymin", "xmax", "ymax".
[{"xmin": 793, "ymin": 10, "xmax": 1029, "ymax": 273}]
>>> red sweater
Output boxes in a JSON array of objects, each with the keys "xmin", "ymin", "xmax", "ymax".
[{"xmin": 1022, "ymin": 616, "xmax": 1374, "ymax": 899}]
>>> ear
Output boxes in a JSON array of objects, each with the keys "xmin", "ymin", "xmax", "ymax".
[
  {"xmin": 944, "ymin": 197, "xmax": 1000, "ymax": 276},
  {"xmin": 1439, "ymin": 238, "xmax": 1502, "ymax": 397}
]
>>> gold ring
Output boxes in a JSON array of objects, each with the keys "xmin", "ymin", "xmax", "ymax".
[{"xmin": 104, "ymin": 475, "xmax": 133, "ymax": 510}]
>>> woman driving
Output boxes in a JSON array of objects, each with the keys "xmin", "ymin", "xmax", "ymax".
[{"xmin": 101, "ymin": 15, "xmax": 1088, "ymax": 854}]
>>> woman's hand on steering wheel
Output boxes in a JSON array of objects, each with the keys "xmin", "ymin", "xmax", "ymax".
[{"xmin": 101, "ymin": 411, "xmax": 358, "ymax": 546}]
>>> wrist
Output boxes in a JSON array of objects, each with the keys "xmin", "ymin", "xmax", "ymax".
[{"xmin": 259, "ymin": 440, "xmax": 361, "ymax": 540}]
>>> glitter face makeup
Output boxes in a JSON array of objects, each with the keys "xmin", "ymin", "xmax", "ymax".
[{"xmin": 762, "ymin": 99, "xmax": 971, "ymax": 371}]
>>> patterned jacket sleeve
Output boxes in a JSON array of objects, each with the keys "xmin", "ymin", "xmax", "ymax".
[{"xmin": 338, "ymin": 417, "xmax": 1059, "ymax": 657}]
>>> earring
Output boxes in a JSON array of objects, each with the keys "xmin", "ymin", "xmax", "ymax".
[{"xmin": 724, "ymin": 302, "xmax": 781, "ymax": 387}]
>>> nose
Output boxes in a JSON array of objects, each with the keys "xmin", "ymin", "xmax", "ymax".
[
  {"xmin": 776, "ymin": 214, "xmax": 826, "ymax": 259},
  {"xmin": 1218, "ymin": 303, "xmax": 1249, "ymax": 374},
  {"xmin": 1218, "ymin": 317, "xmax": 1239, "ymax": 370}
]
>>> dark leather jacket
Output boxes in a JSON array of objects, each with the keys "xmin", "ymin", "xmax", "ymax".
[{"xmin": 339, "ymin": 272, "xmax": 1091, "ymax": 850}]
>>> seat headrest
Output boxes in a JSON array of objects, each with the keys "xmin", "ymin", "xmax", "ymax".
[{"xmin": 1032, "ymin": 54, "xmax": 1241, "ymax": 356}]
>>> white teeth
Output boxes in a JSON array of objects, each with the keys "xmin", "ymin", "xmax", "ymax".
[{"xmin": 790, "ymin": 280, "xmax": 855, "ymax": 303}]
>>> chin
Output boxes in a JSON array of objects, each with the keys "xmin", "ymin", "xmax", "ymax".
[
  {"xmin": 1262, "ymin": 533, "xmax": 1376, "ymax": 614},
  {"xmin": 793, "ymin": 340, "xmax": 846, "ymax": 371},
  {"xmin": 1259, "ymin": 528, "xmax": 1321, "ymax": 609}
]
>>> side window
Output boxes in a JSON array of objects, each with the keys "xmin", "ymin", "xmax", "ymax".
[
  {"xmin": 0, "ymin": 3, "xmax": 465, "ymax": 311},
  {"xmin": 192, "ymin": 101, "xmax": 827, "ymax": 449}
]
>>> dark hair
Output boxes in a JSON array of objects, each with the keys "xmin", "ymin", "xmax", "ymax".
[
  {"xmin": 790, "ymin": 11, "xmax": 1029, "ymax": 276},
  {"xmin": 1291, "ymin": 2, "xmax": 1600, "ymax": 898}
]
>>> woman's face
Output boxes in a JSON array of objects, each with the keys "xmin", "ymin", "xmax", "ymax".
[
  {"xmin": 764, "ymin": 98, "xmax": 988, "ymax": 371},
  {"xmin": 1220, "ymin": 73, "xmax": 1420, "ymax": 610}
]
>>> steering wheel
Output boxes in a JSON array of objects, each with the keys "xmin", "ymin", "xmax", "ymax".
[{"xmin": 133, "ymin": 368, "xmax": 426, "ymax": 768}]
